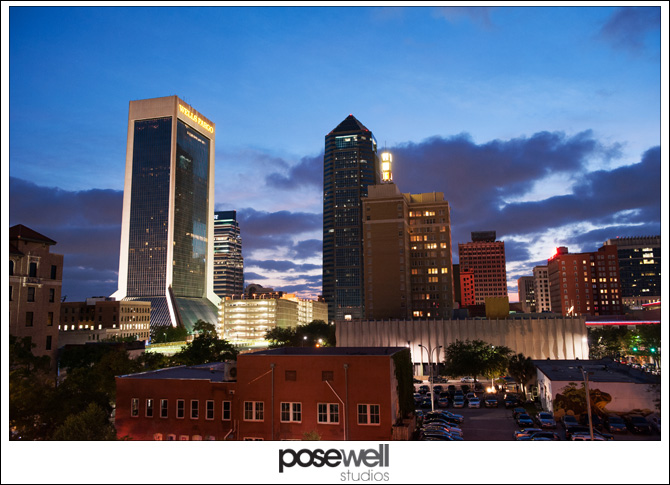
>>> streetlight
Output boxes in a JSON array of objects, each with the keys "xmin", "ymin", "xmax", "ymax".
[
  {"xmin": 577, "ymin": 365, "xmax": 594, "ymax": 440},
  {"xmin": 419, "ymin": 344, "xmax": 442, "ymax": 412}
]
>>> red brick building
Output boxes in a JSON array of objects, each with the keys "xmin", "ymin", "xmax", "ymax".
[
  {"xmin": 458, "ymin": 231, "xmax": 507, "ymax": 305},
  {"xmin": 115, "ymin": 347, "xmax": 411, "ymax": 441},
  {"xmin": 547, "ymin": 245, "xmax": 623, "ymax": 316}
]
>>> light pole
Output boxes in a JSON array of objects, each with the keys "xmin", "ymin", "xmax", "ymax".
[
  {"xmin": 419, "ymin": 344, "xmax": 442, "ymax": 412},
  {"xmin": 578, "ymin": 365, "xmax": 594, "ymax": 440}
]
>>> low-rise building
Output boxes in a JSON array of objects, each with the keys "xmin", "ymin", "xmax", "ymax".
[{"xmin": 115, "ymin": 347, "xmax": 412, "ymax": 441}]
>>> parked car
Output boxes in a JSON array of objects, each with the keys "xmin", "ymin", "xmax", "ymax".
[
  {"xmin": 570, "ymin": 433, "xmax": 607, "ymax": 441},
  {"xmin": 517, "ymin": 431, "xmax": 561, "ymax": 441},
  {"xmin": 452, "ymin": 397, "xmax": 465, "ymax": 408},
  {"xmin": 437, "ymin": 397, "xmax": 450, "ymax": 408},
  {"xmin": 625, "ymin": 415, "xmax": 652, "ymax": 434},
  {"xmin": 413, "ymin": 393, "xmax": 423, "ymax": 406},
  {"xmin": 420, "ymin": 397, "xmax": 433, "ymax": 409},
  {"xmin": 603, "ymin": 414, "xmax": 627, "ymax": 433},
  {"xmin": 438, "ymin": 410, "xmax": 465, "ymax": 424},
  {"xmin": 535, "ymin": 412, "xmax": 557, "ymax": 429},
  {"xmin": 579, "ymin": 413, "xmax": 603, "ymax": 431},
  {"xmin": 512, "ymin": 407, "xmax": 527, "ymax": 419},
  {"xmin": 422, "ymin": 423, "xmax": 463, "ymax": 437},
  {"xmin": 514, "ymin": 427, "xmax": 543, "ymax": 440},
  {"xmin": 466, "ymin": 392, "xmax": 476, "ymax": 401},
  {"xmin": 461, "ymin": 376, "xmax": 475, "ymax": 383},
  {"xmin": 647, "ymin": 415, "xmax": 661, "ymax": 433},
  {"xmin": 565, "ymin": 426, "xmax": 613, "ymax": 440},
  {"xmin": 504, "ymin": 393, "xmax": 521, "ymax": 408},
  {"xmin": 484, "ymin": 395, "xmax": 499, "ymax": 408},
  {"xmin": 468, "ymin": 397, "xmax": 481, "ymax": 408},
  {"xmin": 433, "ymin": 385, "xmax": 444, "ymax": 393},
  {"xmin": 424, "ymin": 413, "xmax": 461, "ymax": 426},
  {"xmin": 418, "ymin": 385, "xmax": 430, "ymax": 394},
  {"xmin": 516, "ymin": 413, "xmax": 534, "ymax": 428},
  {"xmin": 447, "ymin": 385, "xmax": 456, "ymax": 395},
  {"xmin": 561, "ymin": 414, "xmax": 580, "ymax": 431}
]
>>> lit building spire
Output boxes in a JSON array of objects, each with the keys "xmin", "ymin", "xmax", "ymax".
[{"xmin": 381, "ymin": 151, "xmax": 393, "ymax": 183}]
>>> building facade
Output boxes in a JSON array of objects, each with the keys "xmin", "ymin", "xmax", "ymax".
[
  {"xmin": 458, "ymin": 231, "xmax": 508, "ymax": 305},
  {"xmin": 547, "ymin": 245, "xmax": 623, "ymax": 317},
  {"xmin": 112, "ymin": 96, "xmax": 220, "ymax": 333},
  {"xmin": 603, "ymin": 236, "xmax": 661, "ymax": 308},
  {"xmin": 213, "ymin": 210, "xmax": 244, "ymax": 299},
  {"xmin": 517, "ymin": 276, "xmax": 536, "ymax": 313},
  {"xmin": 9, "ymin": 225, "xmax": 63, "ymax": 368},
  {"xmin": 533, "ymin": 265, "xmax": 551, "ymax": 313},
  {"xmin": 323, "ymin": 115, "xmax": 380, "ymax": 322},
  {"xmin": 59, "ymin": 297, "xmax": 151, "ymax": 345},
  {"xmin": 115, "ymin": 348, "xmax": 410, "ymax": 441}
]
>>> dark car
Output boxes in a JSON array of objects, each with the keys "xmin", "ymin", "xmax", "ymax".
[
  {"xmin": 413, "ymin": 393, "xmax": 423, "ymax": 406},
  {"xmin": 418, "ymin": 385, "xmax": 430, "ymax": 395},
  {"xmin": 535, "ymin": 412, "xmax": 557, "ymax": 429},
  {"xmin": 484, "ymin": 395, "xmax": 499, "ymax": 408},
  {"xmin": 452, "ymin": 396, "xmax": 465, "ymax": 408},
  {"xmin": 516, "ymin": 413, "xmax": 534, "ymax": 428},
  {"xmin": 512, "ymin": 407, "xmax": 527, "ymax": 419},
  {"xmin": 625, "ymin": 415, "xmax": 652, "ymax": 434},
  {"xmin": 433, "ymin": 385, "xmax": 444, "ymax": 393},
  {"xmin": 420, "ymin": 397, "xmax": 433, "ymax": 409},
  {"xmin": 447, "ymin": 385, "xmax": 456, "ymax": 395},
  {"xmin": 517, "ymin": 431, "xmax": 561, "ymax": 441},
  {"xmin": 603, "ymin": 415, "xmax": 627, "ymax": 433},
  {"xmin": 579, "ymin": 413, "xmax": 603, "ymax": 431},
  {"xmin": 514, "ymin": 427, "xmax": 543, "ymax": 440},
  {"xmin": 561, "ymin": 414, "xmax": 580, "ymax": 431},
  {"xmin": 565, "ymin": 426, "xmax": 614, "ymax": 440},
  {"xmin": 504, "ymin": 394, "xmax": 521, "ymax": 408}
]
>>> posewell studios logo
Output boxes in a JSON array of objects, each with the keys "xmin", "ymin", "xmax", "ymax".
[{"xmin": 279, "ymin": 444, "xmax": 390, "ymax": 481}]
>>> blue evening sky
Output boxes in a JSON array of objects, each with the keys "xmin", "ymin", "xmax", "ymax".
[{"xmin": 5, "ymin": 4, "xmax": 666, "ymax": 302}]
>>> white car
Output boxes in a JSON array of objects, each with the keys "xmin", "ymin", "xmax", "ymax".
[{"xmin": 461, "ymin": 376, "xmax": 475, "ymax": 383}]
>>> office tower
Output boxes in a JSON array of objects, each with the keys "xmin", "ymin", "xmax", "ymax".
[
  {"xmin": 517, "ymin": 276, "xmax": 536, "ymax": 313},
  {"xmin": 9, "ymin": 225, "xmax": 63, "ymax": 369},
  {"xmin": 112, "ymin": 96, "xmax": 220, "ymax": 333},
  {"xmin": 323, "ymin": 115, "xmax": 380, "ymax": 322},
  {"xmin": 603, "ymin": 236, "xmax": 661, "ymax": 308},
  {"xmin": 533, "ymin": 265, "xmax": 551, "ymax": 313},
  {"xmin": 458, "ymin": 231, "xmax": 508, "ymax": 305},
  {"xmin": 547, "ymin": 245, "xmax": 623, "ymax": 316},
  {"xmin": 363, "ymin": 182, "xmax": 454, "ymax": 320},
  {"xmin": 213, "ymin": 210, "xmax": 244, "ymax": 299}
]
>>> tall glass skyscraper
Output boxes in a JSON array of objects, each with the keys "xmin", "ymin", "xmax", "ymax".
[
  {"xmin": 213, "ymin": 210, "xmax": 244, "ymax": 299},
  {"xmin": 322, "ymin": 115, "xmax": 380, "ymax": 322},
  {"xmin": 113, "ymin": 96, "xmax": 220, "ymax": 333}
]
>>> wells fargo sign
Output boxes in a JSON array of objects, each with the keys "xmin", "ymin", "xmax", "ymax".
[{"xmin": 178, "ymin": 104, "xmax": 214, "ymax": 134}]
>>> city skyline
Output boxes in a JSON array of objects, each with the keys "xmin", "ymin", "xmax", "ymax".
[{"xmin": 6, "ymin": 5, "xmax": 666, "ymax": 303}]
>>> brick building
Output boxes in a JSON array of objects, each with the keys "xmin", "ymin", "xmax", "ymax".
[
  {"xmin": 458, "ymin": 231, "xmax": 508, "ymax": 305},
  {"xmin": 9, "ymin": 225, "xmax": 63, "ymax": 368},
  {"xmin": 115, "ymin": 347, "xmax": 411, "ymax": 441}
]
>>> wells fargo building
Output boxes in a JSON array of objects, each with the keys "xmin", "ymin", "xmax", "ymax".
[{"xmin": 113, "ymin": 96, "xmax": 220, "ymax": 332}]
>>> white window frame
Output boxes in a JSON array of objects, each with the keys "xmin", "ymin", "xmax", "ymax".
[
  {"xmin": 191, "ymin": 400, "xmax": 199, "ymax": 419},
  {"xmin": 357, "ymin": 404, "xmax": 381, "ymax": 425},
  {"xmin": 222, "ymin": 400, "xmax": 231, "ymax": 421},
  {"xmin": 280, "ymin": 402, "xmax": 302, "ymax": 423},
  {"xmin": 317, "ymin": 403, "xmax": 339, "ymax": 424},
  {"xmin": 244, "ymin": 401, "xmax": 264, "ymax": 422},
  {"xmin": 206, "ymin": 400, "xmax": 215, "ymax": 420}
]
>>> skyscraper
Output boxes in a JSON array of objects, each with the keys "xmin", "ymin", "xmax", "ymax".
[
  {"xmin": 517, "ymin": 276, "xmax": 536, "ymax": 313},
  {"xmin": 533, "ymin": 265, "xmax": 551, "ymax": 313},
  {"xmin": 322, "ymin": 115, "xmax": 380, "ymax": 322},
  {"xmin": 112, "ymin": 96, "xmax": 220, "ymax": 333},
  {"xmin": 458, "ymin": 231, "xmax": 508, "ymax": 305},
  {"xmin": 213, "ymin": 210, "xmax": 244, "ymax": 299}
]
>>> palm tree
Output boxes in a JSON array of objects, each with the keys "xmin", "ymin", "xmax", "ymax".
[{"xmin": 507, "ymin": 353, "xmax": 536, "ymax": 398}]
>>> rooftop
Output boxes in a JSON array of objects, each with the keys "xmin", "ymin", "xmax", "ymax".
[
  {"xmin": 117, "ymin": 362, "xmax": 235, "ymax": 382},
  {"xmin": 247, "ymin": 347, "xmax": 407, "ymax": 357},
  {"xmin": 533, "ymin": 358, "xmax": 660, "ymax": 385},
  {"xmin": 9, "ymin": 224, "xmax": 57, "ymax": 245}
]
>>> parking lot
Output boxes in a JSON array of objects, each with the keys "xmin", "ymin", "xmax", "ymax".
[{"xmin": 414, "ymin": 379, "xmax": 661, "ymax": 441}]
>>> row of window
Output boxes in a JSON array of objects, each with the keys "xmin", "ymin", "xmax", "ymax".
[
  {"xmin": 130, "ymin": 399, "xmax": 380, "ymax": 425},
  {"xmin": 9, "ymin": 286, "xmax": 56, "ymax": 303},
  {"xmin": 9, "ymin": 261, "xmax": 58, "ymax": 279}
]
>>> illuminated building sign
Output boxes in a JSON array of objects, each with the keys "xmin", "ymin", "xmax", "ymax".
[
  {"xmin": 178, "ymin": 104, "xmax": 214, "ymax": 134},
  {"xmin": 381, "ymin": 151, "xmax": 392, "ymax": 182}
]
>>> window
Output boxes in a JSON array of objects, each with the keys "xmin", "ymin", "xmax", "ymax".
[
  {"xmin": 51, "ymin": 265, "xmax": 57, "ymax": 279},
  {"xmin": 177, "ymin": 399, "xmax": 185, "ymax": 419},
  {"xmin": 26, "ymin": 312, "xmax": 34, "ymax": 327},
  {"xmin": 29, "ymin": 262, "xmax": 37, "ymax": 277},
  {"xmin": 146, "ymin": 399, "xmax": 154, "ymax": 418},
  {"xmin": 280, "ymin": 402, "xmax": 302, "ymax": 423},
  {"xmin": 9, "ymin": 261, "xmax": 13, "ymax": 275},
  {"xmin": 160, "ymin": 399, "xmax": 168, "ymax": 418},
  {"xmin": 191, "ymin": 400, "xmax": 199, "ymax": 419},
  {"xmin": 322, "ymin": 371, "xmax": 334, "ymax": 382},
  {"xmin": 318, "ymin": 403, "xmax": 339, "ymax": 424},
  {"xmin": 47, "ymin": 312, "xmax": 54, "ymax": 326},
  {"xmin": 131, "ymin": 398, "xmax": 139, "ymax": 417},
  {"xmin": 27, "ymin": 287, "xmax": 35, "ymax": 302},
  {"xmin": 166, "ymin": 434, "xmax": 176, "ymax": 441},
  {"xmin": 244, "ymin": 401, "xmax": 264, "ymax": 421},
  {"xmin": 285, "ymin": 370, "xmax": 297, "ymax": 381},
  {"xmin": 153, "ymin": 433, "xmax": 163, "ymax": 441},
  {"xmin": 9, "ymin": 286, "xmax": 13, "ymax": 301},
  {"xmin": 206, "ymin": 400, "xmax": 214, "ymax": 420},
  {"xmin": 46, "ymin": 336, "xmax": 52, "ymax": 351},
  {"xmin": 179, "ymin": 435, "xmax": 189, "ymax": 441},
  {"xmin": 222, "ymin": 401, "xmax": 231, "ymax": 421},
  {"xmin": 357, "ymin": 404, "xmax": 380, "ymax": 425}
]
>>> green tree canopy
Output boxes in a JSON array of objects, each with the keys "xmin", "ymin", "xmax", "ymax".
[
  {"xmin": 151, "ymin": 325, "xmax": 189, "ymax": 343},
  {"xmin": 52, "ymin": 402, "xmax": 117, "ymax": 441},
  {"xmin": 507, "ymin": 353, "xmax": 536, "ymax": 397},
  {"xmin": 264, "ymin": 320, "xmax": 336, "ymax": 348},
  {"xmin": 192, "ymin": 319, "xmax": 217, "ymax": 338},
  {"xmin": 265, "ymin": 326, "xmax": 300, "ymax": 348},
  {"xmin": 441, "ymin": 339, "xmax": 511, "ymax": 382},
  {"xmin": 171, "ymin": 333, "xmax": 238, "ymax": 366}
]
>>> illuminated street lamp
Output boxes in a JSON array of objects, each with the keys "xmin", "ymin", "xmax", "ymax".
[{"xmin": 419, "ymin": 344, "xmax": 442, "ymax": 412}]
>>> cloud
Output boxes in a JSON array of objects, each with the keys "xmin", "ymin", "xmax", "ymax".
[
  {"xmin": 246, "ymin": 259, "xmax": 320, "ymax": 274},
  {"xmin": 236, "ymin": 207, "xmax": 321, "ymax": 238},
  {"xmin": 264, "ymin": 152, "xmax": 323, "ymax": 190},
  {"xmin": 597, "ymin": 6, "xmax": 661, "ymax": 54}
]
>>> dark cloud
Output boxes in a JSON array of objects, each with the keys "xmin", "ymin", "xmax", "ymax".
[
  {"xmin": 243, "ymin": 272, "xmax": 268, "ymax": 282},
  {"xmin": 598, "ymin": 6, "xmax": 661, "ymax": 53},
  {"xmin": 264, "ymin": 152, "xmax": 323, "ymax": 190},
  {"xmin": 502, "ymin": 240, "xmax": 531, "ymax": 265},
  {"xmin": 237, "ymin": 207, "xmax": 321, "ymax": 238},
  {"xmin": 290, "ymin": 239, "xmax": 322, "ymax": 260}
]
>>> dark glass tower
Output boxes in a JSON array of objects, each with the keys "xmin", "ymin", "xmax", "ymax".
[
  {"xmin": 323, "ymin": 115, "xmax": 380, "ymax": 322},
  {"xmin": 213, "ymin": 210, "xmax": 244, "ymax": 299},
  {"xmin": 113, "ymin": 96, "xmax": 220, "ymax": 333}
]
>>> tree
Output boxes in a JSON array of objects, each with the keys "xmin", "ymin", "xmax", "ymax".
[
  {"xmin": 151, "ymin": 325, "xmax": 188, "ymax": 343},
  {"xmin": 507, "ymin": 353, "xmax": 536, "ymax": 397},
  {"xmin": 192, "ymin": 319, "xmax": 217, "ymax": 338},
  {"xmin": 298, "ymin": 320, "xmax": 336, "ymax": 347},
  {"xmin": 441, "ymin": 340, "xmax": 511, "ymax": 383},
  {"xmin": 628, "ymin": 324, "xmax": 661, "ymax": 368},
  {"xmin": 265, "ymin": 327, "xmax": 300, "ymax": 348},
  {"xmin": 587, "ymin": 326, "xmax": 629, "ymax": 360},
  {"xmin": 51, "ymin": 402, "xmax": 117, "ymax": 441},
  {"xmin": 171, "ymin": 333, "xmax": 238, "ymax": 366}
]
